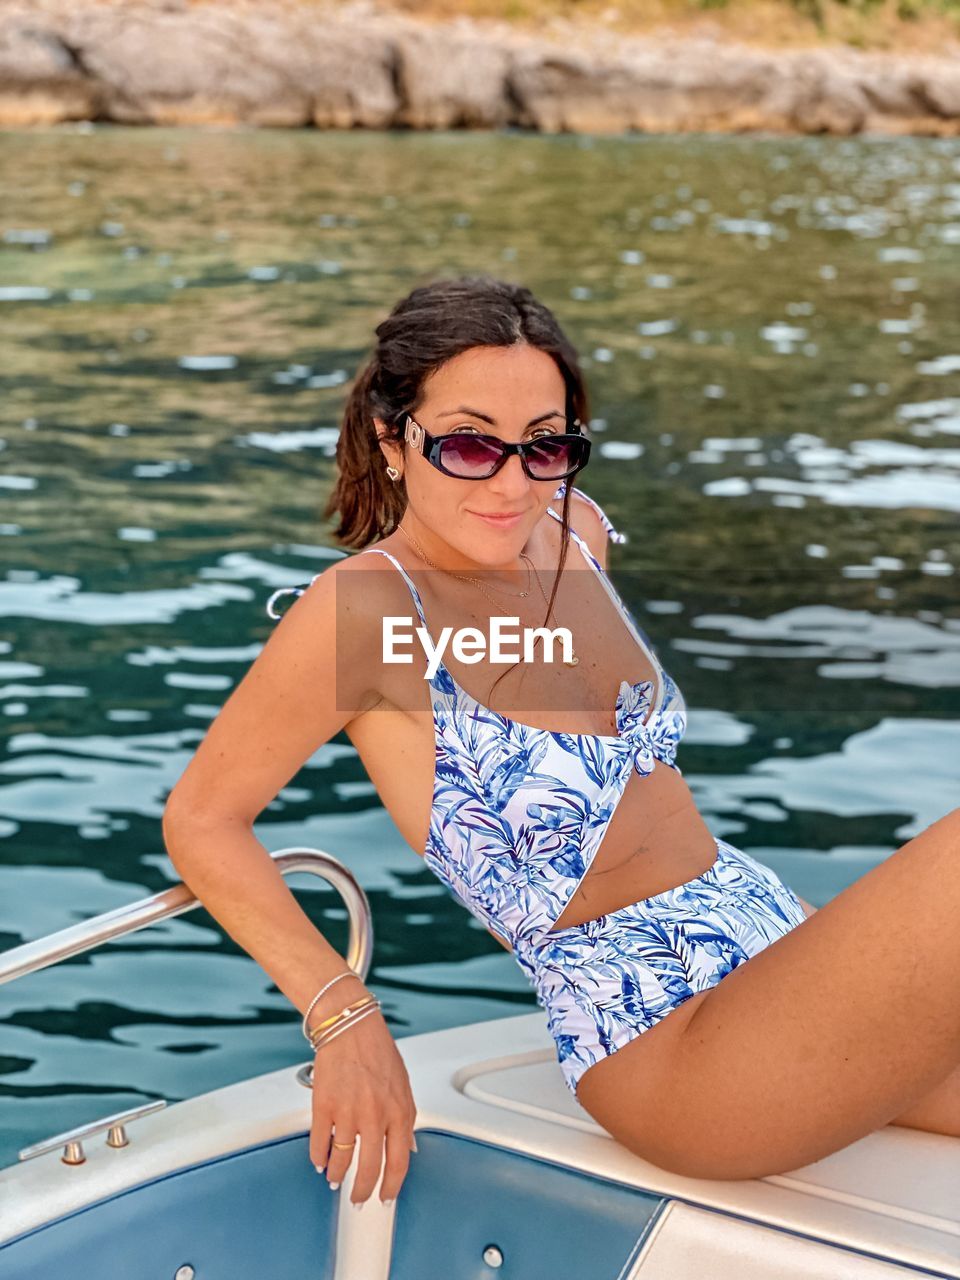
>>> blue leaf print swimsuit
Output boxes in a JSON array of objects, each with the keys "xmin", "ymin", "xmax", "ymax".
[{"xmin": 272, "ymin": 487, "xmax": 807, "ymax": 1097}]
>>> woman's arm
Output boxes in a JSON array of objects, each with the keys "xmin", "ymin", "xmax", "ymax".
[
  {"xmin": 162, "ymin": 557, "xmax": 419, "ymax": 1206},
  {"xmin": 161, "ymin": 560, "xmax": 382, "ymax": 1023}
]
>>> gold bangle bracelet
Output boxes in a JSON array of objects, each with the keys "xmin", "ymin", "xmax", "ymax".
[
  {"xmin": 310, "ymin": 998, "xmax": 380, "ymax": 1046},
  {"xmin": 307, "ymin": 993, "xmax": 378, "ymax": 1041},
  {"xmin": 312, "ymin": 1002, "xmax": 381, "ymax": 1052},
  {"xmin": 310, "ymin": 999, "xmax": 381, "ymax": 1050}
]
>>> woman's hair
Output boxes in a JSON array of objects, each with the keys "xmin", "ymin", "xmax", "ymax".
[{"xmin": 325, "ymin": 273, "xmax": 591, "ymax": 700}]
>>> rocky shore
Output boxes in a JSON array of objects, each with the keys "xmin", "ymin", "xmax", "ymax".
[{"xmin": 1, "ymin": 0, "xmax": 959, "ymax": 135}]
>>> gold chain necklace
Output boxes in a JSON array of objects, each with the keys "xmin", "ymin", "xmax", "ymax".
[
  {"xmin": 396, "ymin": 523, "xmax": 532, "ymax": 598},
  {"xmin": 395, "ymin": 523, "xmax": 580, "ymax": 667},
  {"xmin": 524, "ymin": 557, "xmax": 580, "ymax": 667}
]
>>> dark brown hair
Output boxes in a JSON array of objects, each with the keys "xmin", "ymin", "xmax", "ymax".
[{"xmin": 325, "ymin": 273, "xmax": 590, "ymax": 699}]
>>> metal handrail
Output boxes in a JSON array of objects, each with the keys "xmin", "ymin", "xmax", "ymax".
[
  {"xmin": 0, "ymin": 846, "xmax": 373, "ymax": 987},
  {"xmin": 19, "ymin": 1099, "xmax": 169, "ymax": 1164}
]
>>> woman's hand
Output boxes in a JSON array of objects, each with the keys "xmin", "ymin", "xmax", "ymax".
[{"xmin": 309, "ymin": 999, "xmax": 418, "ymax": 1207}]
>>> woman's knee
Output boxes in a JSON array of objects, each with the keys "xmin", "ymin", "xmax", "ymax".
[
  {"xmin": 887, "ymin": 1060, "xmax": 960, "ymax": 1138},
  {"xmin": 612, "ymin": 1108, "xmax": 799, "ymax": 1182}
]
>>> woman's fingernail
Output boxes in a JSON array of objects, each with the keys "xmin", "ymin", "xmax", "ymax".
[
  {"xmin": 352, "ymin": 1199, "xmax": 364, "ymax": 1211},
  {"xmin": 329, "ymin": 1180, "xmax": 340, "ymax": 1191},
  {"xmin": 413, "ymin": 1137, "xmax": 419, "ymax": 1152},
  {"xmin": 314, "ymin": 1164, "xmax": 324, "ymax": 1174},
  {"xmin": 382, "ymin": 1198, "xmax": 395, "ymax": 1207}
]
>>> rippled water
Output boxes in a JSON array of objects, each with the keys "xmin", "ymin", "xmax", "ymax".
[{"xmin": 1, "ymin": 125, "xmax": 958, "ymax": 1166}]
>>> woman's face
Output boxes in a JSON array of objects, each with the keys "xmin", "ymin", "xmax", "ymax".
[{"xmin": 375, "ymin": 343, "xmax": 573, "ymax": 566}]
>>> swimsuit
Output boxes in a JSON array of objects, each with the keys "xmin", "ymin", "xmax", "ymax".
[{"xmin": 270, "ymin": 486, "xmax": 807, "ymax": 1096}]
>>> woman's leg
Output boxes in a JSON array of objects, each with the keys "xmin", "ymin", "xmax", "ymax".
[
  {"xmin": 888, "ymin": 1060, "xmax": 960, "ymax": 1137},
  {"xmin": 580, "ymin": 807, "xmax": 960, "ymax": 1178},
  {"xmin": 798, "ymin": 885, "xmax": 960, "ymax": 1136},
  {"xmin": 800, "ymin": 890, "xmax": 960, "ymax": 1137}
]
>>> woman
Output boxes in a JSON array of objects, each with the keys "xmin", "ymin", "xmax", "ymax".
[{"xmin": 162, "ymin": 274, "xmax": 960, "ymax": 1210}]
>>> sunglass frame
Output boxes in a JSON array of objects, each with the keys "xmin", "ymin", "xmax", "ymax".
[{"xmin": 402, "ymin": 413, "xmax": 591, "ymax": 481}]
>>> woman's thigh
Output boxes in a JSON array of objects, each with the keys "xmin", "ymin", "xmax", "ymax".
[
  {"xmin": 577, "ymin": 807, "xmax": 960, "ymax": 1179},
  {"xmin": 888, "ymin": 1058, "xmax": 960, "ymax": 1137}
]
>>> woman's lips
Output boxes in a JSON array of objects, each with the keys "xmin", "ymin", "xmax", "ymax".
[{"xmin": 469, "ymin": 511, "xmax": 525, "ymax": 529}]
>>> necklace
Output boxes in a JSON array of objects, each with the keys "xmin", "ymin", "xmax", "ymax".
[
  {"xmin": 524, "ymin": 559, "xmax": 580, "ymax": 667},
  {"xmin": 396, "ymin": 523, "xmax": 580, "ymax": 667},
  {"xmin": 396, "ymin": 523, "xmax": 532, "ymax": 598}
]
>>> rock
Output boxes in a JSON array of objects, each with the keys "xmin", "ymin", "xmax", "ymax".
[
  {"xmin": 0, "ymin": 0, "xmax": 958, "ymax": 135},
  {"xmin": 63, "ymin": 6, "xmax": 312, "ymax": 125},
  {"xmin": 508, "ymin": 50, "xmax": 629, "ymax": 133},
  {"xmin": 618, "ymin": 41, "xmax": 781, "ymax": 134},
  {"xmin": 298, "ymin": 23, "xmax": 399, "ymax": 130},
  {"xmin": 917, "ymin": 65, "xmax": 960, "ymax": 118},
  {"xmin": 509, "ymin": 40, "xmax": 870, "ymax": 137},
  {"xmin": 856, "ymin": 62, "xmax": 927, "ymax": 121},
  {"xmin": 775, "ymin": 55, "xmax": 870, "ymax": 135},
  {"xmin": 394, "ymin": 27, "xmax": 512, "ymax": 129},
  {"xmin": 0, "ymin": 7, "xmax": 99, "ymax": 123}
]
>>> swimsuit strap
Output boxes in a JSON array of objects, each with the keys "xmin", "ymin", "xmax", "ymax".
[
  {"xmin": 548, "ymin": 507, "xmax": 604, "ymax": 575},
  {"xmin": 264, "ymin": 551, "xmax": 431, "ymax": 628},
  {"xmin": 552, "ymin": 482, "xmax": 628, "ymax": 543},
  {"xmin": 545, "ymin": 503, "xmax": 661, "ymax": 677},
  {"xmin": 356, "ymin": 548, "xmax": 430, "ymax": 630}
]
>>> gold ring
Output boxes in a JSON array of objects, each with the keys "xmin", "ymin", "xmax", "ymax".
[{"xmin": 331, "ymin": 1140, "xmax": 356, "ymax": 1149}]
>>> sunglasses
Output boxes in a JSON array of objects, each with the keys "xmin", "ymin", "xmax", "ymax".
[{"xmin": 402, "ymin": 413, "xmax": 591, "ymax": 481}]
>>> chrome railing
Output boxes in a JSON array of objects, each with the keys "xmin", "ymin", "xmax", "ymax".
[
  {"xmin": 3, "ymin": 848, "xmax": 373, "ymax": 1163},
  {"xmin": 0, "ymin": 846, "xmax": 373, "ymax": 987},
  {"xmin": 18, "ymin": 1100, "xmax": 170, "ymax": 1165}
]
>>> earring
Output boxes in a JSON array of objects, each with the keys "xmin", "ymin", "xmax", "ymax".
[{"xmin": 385, "ymin": 465, "xmax": 400, "ymax": 481}]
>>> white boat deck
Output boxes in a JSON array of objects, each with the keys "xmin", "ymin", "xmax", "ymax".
[
  {"xmin": 401, "ymin": 1012, "xmax": 960, "ymax": 1278},
  {"xmin": 2, "ymin": 1010, "xmax": 957, "ymax": 1279}
]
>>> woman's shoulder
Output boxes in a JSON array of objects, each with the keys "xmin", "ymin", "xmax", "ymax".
[
  {"xmin": 323, "ymin": 542, "xmax": 423, "ymax": 614},
  {"xmin": 547, "ymin": 484, "xmax": 627, "ymax": 568},
  {"xmin": 336, "ymin": 540, "xmax": 423, "ymax": 596},
  {"xmin": 264, "ymin": 542, "xmax": 416, "ymax": 638},
  {"xmin": 561, "ymin": 484, "xmax": 627, "ymax": 541}
]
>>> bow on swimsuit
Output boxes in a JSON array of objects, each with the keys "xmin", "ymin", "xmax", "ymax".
[{"xmin": 271, "ymin": 485, "xmax": 807, "ymax": 1097}]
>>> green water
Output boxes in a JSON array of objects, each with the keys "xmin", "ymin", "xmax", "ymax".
[{"xmin": 1, "ymin": 125, "xmax": 958, "ymax": 1166}]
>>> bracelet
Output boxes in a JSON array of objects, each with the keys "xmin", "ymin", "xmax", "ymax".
[
  {"xmin": 311, "ymin": 1002, "xmax": 381, "ymax": 1052},
  {"xmin": 309, "ymin": 996, "xmax": 381, "ymax": 1049},
  {"xmin": 301, "ymin": 970, "xmax": 365, "ymax": 1043},
  {"xmin": 308, "ymin": 993, "xmax": 380, "ymax": 1041},
  {"xmin": 311, "ymin": 1003, "xmax": 381, "ymax": 1054},
  {"xmin": 313, "ymin": 1003, "xmax": 381, "ymax": 1054}
]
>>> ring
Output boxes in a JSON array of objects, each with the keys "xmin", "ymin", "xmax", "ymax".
[{"xmin": 332, "ymin": 1140, "xmax": 356, "ymax": 1149}]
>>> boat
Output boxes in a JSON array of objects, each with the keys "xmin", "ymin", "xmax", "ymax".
[{"xmin": 1, "ymin": 847, "xmax": 957, "ymax": 1278}]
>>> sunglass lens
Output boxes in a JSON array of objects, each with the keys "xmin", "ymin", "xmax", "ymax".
[
  {"xmin": 526, "ymin": 436, "xmax": 585, "ymax": 479},
  {"xmin": 438, "ymin": 435, "xmax": 504, "ymax": 478}
]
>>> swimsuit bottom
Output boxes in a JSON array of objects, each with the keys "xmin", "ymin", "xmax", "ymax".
[{"xmin": 527, "ymin": 837, "xmax": 808, "ymax": 1097}]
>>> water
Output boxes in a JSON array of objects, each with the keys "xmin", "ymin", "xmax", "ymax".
[{"xmin": 1, "ymin": 125, "xmax": 958, "ymax": 1167}]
